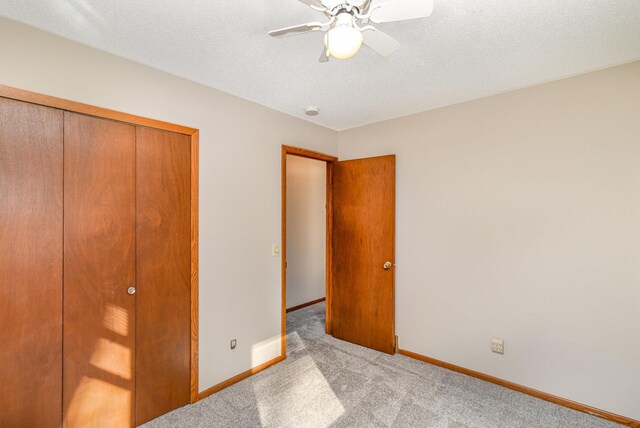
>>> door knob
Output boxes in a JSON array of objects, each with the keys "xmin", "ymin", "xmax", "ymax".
[
  {"xmin": 127, "ymin": 286, "xmax": 136, "ymax": 295},
  {"xmin": 383, "ymin": 261, "xmax": 393, "ymax": 270}
]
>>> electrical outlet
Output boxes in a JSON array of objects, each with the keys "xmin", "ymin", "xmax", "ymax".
[
  {"xmin": 230, "ymin": 339, "xmax": 237, "ymax": 350},
  {"xmin": 491, "ymin": 337, "xmax": 504, "ymax": 354}
]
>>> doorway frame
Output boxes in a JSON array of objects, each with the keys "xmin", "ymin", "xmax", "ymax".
[
  {"xmin": 281, "ymin": 145, "xmax": 338, "ymax": 356},
  {"xmin": 0, "ymin": 84, "xmax": 201, "ymax": 404}
]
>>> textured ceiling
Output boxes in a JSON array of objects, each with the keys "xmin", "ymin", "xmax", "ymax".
[{"xmin": 1, "ymin": 0, "xmax": 639, "ymax": 130}]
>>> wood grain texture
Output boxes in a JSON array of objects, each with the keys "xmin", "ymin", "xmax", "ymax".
[
  {"xmin": 325, "ymin": 161, "xmax": 333, "ymax": 335},
  {"xmin": 0, "ymin": 87, "xmax": 201, "ymax": 421},
  {"xmin": 197, "ymin": 355, "xmax": 285, "ymax": 400},
  {"xmin": 0, "ymin": 97, "xmax": 63, "ymax": 427},
  {"xmin": 398, "ymin": 349, "xmax": 640, "ymax": 428},
  {"xmin": 0, "ymin": 84, "xmax": 196, "ymax": 136},
  {"xmin": 190, "ymin": 131, "xmax": 200, "ymax": 404},
  {"xmin": 281, "ymin": 147, "xmax": 288, "ymax": 357},
  {"xmin": 63, "ymin": 112, "xmax": 137, "ymax": 427},
  {"xmin": 286, "ymin": 297, "xmax": 326, "ymax": 313},
  {"xmin": 331, "ymin": 155, "xmax": 396, "ymax": 354},
  {"xmin": 135, "ymin": 127, "xmax": 192, "ymax": 424},
  {"xmin": 282, "ymin": 145, "xmax": 338, "ymax": 163}
]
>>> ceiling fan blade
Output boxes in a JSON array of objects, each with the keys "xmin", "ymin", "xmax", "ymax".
[
  {"xmin": 297, "ymin": 0, "xmax": 326, "ymax": 10},
  {"xmin": 362, "ymin": 0, "xmax": 375, "ymax": 14},
  {"xmin": 349, "ymin": 0, "xmax": 371, "ymax": 12},
  {"xmin": 362, "ymin": 26, "xmax": 400, "ymax": 57},
  {"xmin": 268, "ymin": 22, "xmax": 324, "ymax": 38},
  {"xmin": 370, "ymin": 0, "xmax": 434, "ymax": 23}
]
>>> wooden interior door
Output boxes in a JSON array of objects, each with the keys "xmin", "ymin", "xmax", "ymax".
[
  {"xmin": 135, "ymin": 127, "xmax": 191, "ymax": 424},
  {"xmin": 331, "ymin": 155, "xmax": 396, "ymax": 354},
  {"xmin": 63, "ymin": 112, "xmax": 137, "ymax": 427},
  {"xmin": 0, "ymin": 98, "xmax": 64, "ymax": 427}
]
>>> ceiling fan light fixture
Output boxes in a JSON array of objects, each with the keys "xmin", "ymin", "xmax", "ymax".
[
  {"xmin": 325, "ymin": 13, "xmax": 363, "ymax": 60},
  {"xmin": 269, "ymin": 0, "xmax": 435, "ymax": 63}
]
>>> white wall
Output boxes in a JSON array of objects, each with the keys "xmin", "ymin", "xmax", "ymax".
[
  {"xmin": 0, "ymin": 17, "xmax": 338, "ymax": 391},
  {"xmin": 286, "ymin": 155, "xmax": 326, "ymax": 308},
  {"xmin": 2, "ymin": 15, "xmax": 639, "ymax": 420},
  {"xmin": 338, "ymin": 60, "xmax": 640, "ymax": 419}
]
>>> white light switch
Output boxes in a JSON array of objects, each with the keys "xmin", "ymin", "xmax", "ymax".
[{"xmin": 272, "ymin": 244, "xmax": 280, "ymax": 257}]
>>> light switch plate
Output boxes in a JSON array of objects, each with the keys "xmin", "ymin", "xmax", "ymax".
[{"xmin": 272, "ymin": 244, "xmax": 280, "ymax": 257}]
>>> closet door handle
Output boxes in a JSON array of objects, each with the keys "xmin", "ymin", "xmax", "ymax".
[{"xmin": 127, "ymin": 286, "xmax": 136, "ymax": 295}]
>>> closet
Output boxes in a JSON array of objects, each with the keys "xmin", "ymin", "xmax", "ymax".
[{"xmin": 0, "ymin": 95, "xmax": 196, "ymax": 427}]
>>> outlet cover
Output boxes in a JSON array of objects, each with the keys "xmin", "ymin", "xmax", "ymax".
[{"xmin": 491, "ymin": 337, "xmax": 504, "ymax": 354}]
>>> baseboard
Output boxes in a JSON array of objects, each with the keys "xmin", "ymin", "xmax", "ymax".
[
  {"xmin": 197, "ymin": 355, "xmax": 285, "ymax": 401},
  {"xmin": 398, "ymin": 349, "xmax": 639, "ymax": 428},
  {"xmin": 286, "ymin": 297, "xmax": 326, "ymax": 313}
]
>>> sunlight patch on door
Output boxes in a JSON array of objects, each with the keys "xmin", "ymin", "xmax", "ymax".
[
  {"xmin": 65, "ymin": 377, "xmax": 131, "ymax": 426},
  {"xmin": 103, "ymin": 304, "xmax": 128, "ymax": 336},
  {"xmin": 89, "ymin": 338, "xmax": 131, "ymax": 380}
]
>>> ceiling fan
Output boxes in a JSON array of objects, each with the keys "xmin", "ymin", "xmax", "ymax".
[{"xmin": 268, "ymin": 0, "xmax": 434, "ymax": 62}]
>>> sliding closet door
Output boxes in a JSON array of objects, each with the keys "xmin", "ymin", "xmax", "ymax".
[
  {"xmin": 135, "ymin": 127, "xmax": 191, "ymax": 425},
  {"xmin": 63, "ymin": 112, "xmax": 136, "ymax": 427},
  {"xmin": 0, "ymin": 98, "xmax": 63, "ymax": 427}
]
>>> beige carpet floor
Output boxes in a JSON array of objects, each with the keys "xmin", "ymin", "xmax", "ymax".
[{"xmin": 143, "ymin": 302, "xmax": 619, "ymax": 427}]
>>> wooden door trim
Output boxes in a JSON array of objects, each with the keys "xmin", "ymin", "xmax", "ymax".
[
  {"xmin": 286, "ymin": 297, "xmax": 327, "ymax": 313},
  {"xmin": 189, "ymin": 131, "xmax": 200, "ymax": 403},
  {"xmin": 0, "ymin": 84, "xmax": 200, "ymax": 404},
  {"xmin": 282, "ymin": 145, "xmax": 337, "ymax": 357},
  {"xmin": 398, "ymin": 349, "xmax": 640, "ymax": 428},
  {"xmin": 0, "ymin": 84, "xmax": 197, "ymax": 135}
]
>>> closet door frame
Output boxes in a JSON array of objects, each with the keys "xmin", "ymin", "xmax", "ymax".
[{"xmin": 0, "ymin": 84, "xmax": 201, "ymax": 403}]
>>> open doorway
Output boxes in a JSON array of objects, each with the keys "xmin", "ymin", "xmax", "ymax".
[
  {"xmin": 285, "ymin": 155, "xmax": 327, "ymax": 311},
  {"xmin": 281, "ymin": 145, "xmax": 336, "ymax": 356},
  {"xmin": 281, "ymin": 145, "xmax": 396, "ymax": 357}
]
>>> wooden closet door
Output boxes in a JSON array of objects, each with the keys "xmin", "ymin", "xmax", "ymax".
[
  {"xmin": 135, "ymin": 127, "xmax": 191, "ymax": 425},
  {"xmin": 63, "ymin": 112, "xmax": 136, "ymax": 427},
  {"xmin": 0, "ymin": 98, "xmax": 63, "ymax": 427}
]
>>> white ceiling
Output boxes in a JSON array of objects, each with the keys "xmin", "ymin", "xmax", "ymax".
[{"xmin": 1, "ymin": 0, "xmax": 639, "ymax": 130}]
